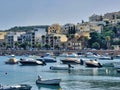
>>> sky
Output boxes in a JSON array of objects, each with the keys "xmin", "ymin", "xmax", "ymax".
[{"xmin": 0, "ymin": 0, "xmax": 120, "ymax": 30}]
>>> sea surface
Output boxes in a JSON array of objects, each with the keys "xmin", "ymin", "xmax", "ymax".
[{"xmin": 0, "ymin": 56, "xmax": 120, "ymax": 90}]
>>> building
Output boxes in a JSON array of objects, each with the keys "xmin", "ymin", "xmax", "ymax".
[
  {"xmin": 6, "ymin": 32, "xmax": 25, "ymax": 48},
  {"xmin": 41, "ymin": 34, "xmax": 67, "ymax": 49},
  {"xmin": 76, "ymin": 22, "xmax": 103, "ymax": 38},
  {"xmin": 61, "ymin": 23, "xmax": 76, "ymax": 34},
  {"xmin": 18, "ymin": 28, "xmax": 46, "ymax": 49},
  {"xmin": 47, "ymin": 24, "xmax": 61, "ymax": 34},
  {"xmin": 0, "ymin": 32, "xmax": 7, "ymax": 49}
]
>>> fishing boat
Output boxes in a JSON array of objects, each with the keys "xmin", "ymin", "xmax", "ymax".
[
  {"xmin": 36, "ymin": 76, "xmax": 61, "ymax": 85},
  {"xmin": 0, "ymin": 84, "xmax": 32, "ymax": 90}
]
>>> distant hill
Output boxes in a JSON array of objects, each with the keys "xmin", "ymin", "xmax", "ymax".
[{"xmin": 5, "ymin": 25, "xmax": 49, "ymax": 32}]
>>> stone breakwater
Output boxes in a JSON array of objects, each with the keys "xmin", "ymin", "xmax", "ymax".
[{"xmin": 0, "ymin": 50, "xmax": 120, "ymax": 56}]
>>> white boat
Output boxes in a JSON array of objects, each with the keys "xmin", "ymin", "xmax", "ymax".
[
  {"xmin": 0, "ymin": 84, "xmax": 32, "ymax": 90},
  {"xmin": 98, "ymin": 55, "xmax": 113, "ymax": 60},
  {"xmin": 85, "ymin": 52, "xmax": 99, "ymax": 59},
  {"xmin": 37, "ymin": 57, "xmax": 56, "ymax": 63},
  {"xmin": 50, "ymin": 65, "xmax": 74, "ymax": 70},
  {"xmin": 19, "ymin": 58, "xmax": 46, "ymax": 65},
  {"xmin": 114, "ymin": 55, "xmax": 120, "ymax": 59},
  {"xmin": 5, "ymin": 55, "xmax": 18, "ymax": 64},
  {"xmin": 36, "ymin": 76, "xmax": 61, "ymax": 85},
  {"xmin": 61, "ymin": 58, "xmax": 81, "ymax": 64},
  {"xmin": 68, "ymin": 53, "xmax": 78, "ymax": 58},
  {"xmin": 59, "ymin": 53, "xmax": 68, "ymax": 57},
  {"xmin": 85, "ymin": 60, "xmax": 102, "ymax": 68}
]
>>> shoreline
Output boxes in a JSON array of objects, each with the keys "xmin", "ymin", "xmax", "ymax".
[{"xmin": 0, "ymin": 50, "xmax": 120, "ymax": 56}]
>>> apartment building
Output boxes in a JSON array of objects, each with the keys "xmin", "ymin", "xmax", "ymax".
[
  {"xmin": 0, "ymin": 32, "xmax": 7, "ymax": 48},
  {"xmin": 6, "ymin": 32, "xmax": 25, "ymax": 48},
  {"xmin": 47, "ymin": 24, "xmax": 61, "ymax": 34},
  {"xmin": 41, "ymin": 34, "xmax": 67, "ymax": 49},
  {"xmin": 61, "ymin": 23, "xmax": 76, "ymax": 34},
  {"xmin": 18, "ymin": 28, "xmax": 46, "ymax": 48}
]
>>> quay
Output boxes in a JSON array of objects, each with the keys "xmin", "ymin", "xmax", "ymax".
[{"xmin": 0, "ymin": 50, "xmax": 120, "ymax": 56}]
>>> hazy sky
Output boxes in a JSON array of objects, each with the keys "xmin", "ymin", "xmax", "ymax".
[{"xmin": 0, "ymin": 0, "xmax": 120, "ymax": 30}]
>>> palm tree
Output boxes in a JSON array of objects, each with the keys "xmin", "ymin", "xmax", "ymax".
[
  {"xmin": 106, "ymin": 36, "xmax": 111, "ymax": 49},
  {"xmin": 54, "ymin": 36, "xmax": 57, "ymax": 49},
  {"xmin": 70, "ymin": 34, "xmax": 75, "ymax": 50},
  {"xmin": 2, "ymin": 42, "xmax": 6, "ymax": 50},
  {"xmin": 14, "ymin": 42, "xmax": 20, "ymax": 49},
  {"xmin": 41, "ymin": 35, "xmax": 45, "ymax": 45}
]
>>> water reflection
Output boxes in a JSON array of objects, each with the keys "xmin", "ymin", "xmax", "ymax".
[{"xmin": 36, "ymin": 84, "xmax": 62, "ymax": 90}]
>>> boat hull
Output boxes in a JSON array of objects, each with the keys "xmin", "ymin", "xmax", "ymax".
[
  {"xmin": 50, "ymin": 66, "xmax": 69, "ymax": 70},
  {"xmin": 36, "ymin": 79, "xmax": 61, "ymax": 85},
  {"xmin": 0, "ymin": 84, "xmax": 32, "ymax": 90},
  {"xmin": 19, "ymin": 61, "xmax": 45, "ymax": 65},
  {"xmin": 85, "ymin": 61, "xmax": 102, "ymax": 68}
]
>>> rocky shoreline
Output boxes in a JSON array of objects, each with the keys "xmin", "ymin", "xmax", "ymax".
[{"xmin": 0, "ymin": 50, "xmax": 120, "ymax": 56}]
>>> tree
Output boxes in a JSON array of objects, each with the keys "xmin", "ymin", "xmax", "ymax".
[
  {"xmin": 54, "ymin": 36, "xmax": 58, "ymax": 50},
  {"xmin": 44, "ymin": 44, "xmax": 50, "ymax": 49},
  {"xmin": 41, "ymin": 35, "xmax": 45, "ymax": 45},
  {"xmin": 14, "ymin": 42, "xmax": 20, "ymax": 49},
  {"xmin": 2, "ymin": 42, "xmax": 6, "ymax": 49},
  {"xmin": 105, "ymin": 36, "xmax": 111, "ymax": 49},
  {"xmin": 92, "ymin": 42, "xmax": 100, "ymax": 49},
  {"xmin": 35, "ymin": 42, "xmax": 41, "ymax": 49}
]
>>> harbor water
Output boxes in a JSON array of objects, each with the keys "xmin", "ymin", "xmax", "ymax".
[{"xmin": 0, "ymin": 56, "xmax": 120, "ymax": 90}]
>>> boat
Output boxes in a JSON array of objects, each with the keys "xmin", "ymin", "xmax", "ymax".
[
  {"xmin": 36, "ymin": 57, "xmax": 56, "ymax": 63},
  {"xmin": 85, "ymin": 52, "xmax": 99, "ymax": 59},
  {"xmin": 67, "ymin": 53, "xmax": 78, "ymax": 58},
  {"xmin": 116, "ymin": 69, "xmax": 120, "ymax": 73},
  {"xmin": 0, "ymin": 84, "xmax": 32, "ymax": 90},
  {"xmin": 59, "ymin": 53, "xmax": 68, "ymax": 57},
  {"xmin": 61, "ymin": 58, "xmax": 81, "ymax": 64},
  {"xmin": 114, "ymin": 55, "xmax": 120, "ymax": 59},
  {"xmin": 5, "ymin": 55, "xmax": 18, "ymax": 64},
  {"xmin": 85, "ymin": 60, "xmax": 102, "ymax": 68},
  {"xmin": 98, "ymin": 55, "xmax": 113, "ymax": 60},
  {"xmin": 36, "ymin": 76, "xmax": 61, "ymax": 85},
  {"xmin": 19, "ymin": 58, "xmax": 46, "ymax": 65},
  {"xmin": 50, "ymin": 64, "xmax": 74, "ymax": 70}
]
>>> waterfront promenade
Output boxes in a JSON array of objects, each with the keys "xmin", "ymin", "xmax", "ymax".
[{"xmin": 0, "ymin": 49, "xmax": 120, "ymax": 56}]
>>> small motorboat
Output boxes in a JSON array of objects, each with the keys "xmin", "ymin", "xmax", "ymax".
[
  {"xmin": 98, "ymin": 55, "xmax": 113, "ymax": 60},
  {"xmin": 5, "ymin": 55, "xmax": 18, "ymax": 64},
  {"xmin": 61, "ymin": 58, "xmax": 81, "ymax": 64},
  {"xmin": 68, "ymin": 53, "xmax": 78, "ymax": 58},
  {"xmin": 36, "ymin": 76, "xmax": 61, "ymax": 85},
  {"xmin": 19, "ymin": 58, "xmax": 46, "ymax": 65},
  {"xmin": 0, "ymin": 84, "xmax": 32, "ymax": 90},
  {"xmin": 36, "ymin": 57, "xmax": 56, "ymax": 63},
  {"xmin": 50, "ymin": 64, "xmax": 74, "ymax": 70},
  {"xmin": 116, "ymin": 69, "xmax": 120, "ymax": 73},
  {"xmin": 85, "ymin": 60, "xmax": 102, "ymax": 68}
]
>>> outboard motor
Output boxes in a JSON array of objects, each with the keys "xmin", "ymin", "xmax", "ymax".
[{"xmin": 80, "ymin": 59, "xmax": 84, "ymax": 65}]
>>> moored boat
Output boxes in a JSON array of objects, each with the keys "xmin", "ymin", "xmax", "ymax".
[
  {"xmin": 61, "ymin": 58, "xmax": 81, "ymax": 64},
  {"xmin": 19, "ymin": 58, "xmax": 46, "ymax": 65},
  {"xmin": 36, "ymin": 76, "xmax": 61, "ymax": 85},
  {"xmin": 5, "ymin": 55, "xmax": 18, "ymax": 64},
  {"xmin": 85, "ymin": 60, "xmax": 102, "ymax": 68},
  {"xmin": 0, "ymin": 84, "xmax": 32, "ymax": 90},
  {"xmin": 50, "ymin": 64, "xmax": 74, "ymax": 70},
  {"xmin": 36, "ymin": 57, "xmax": 56, "ymax": 63}
]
